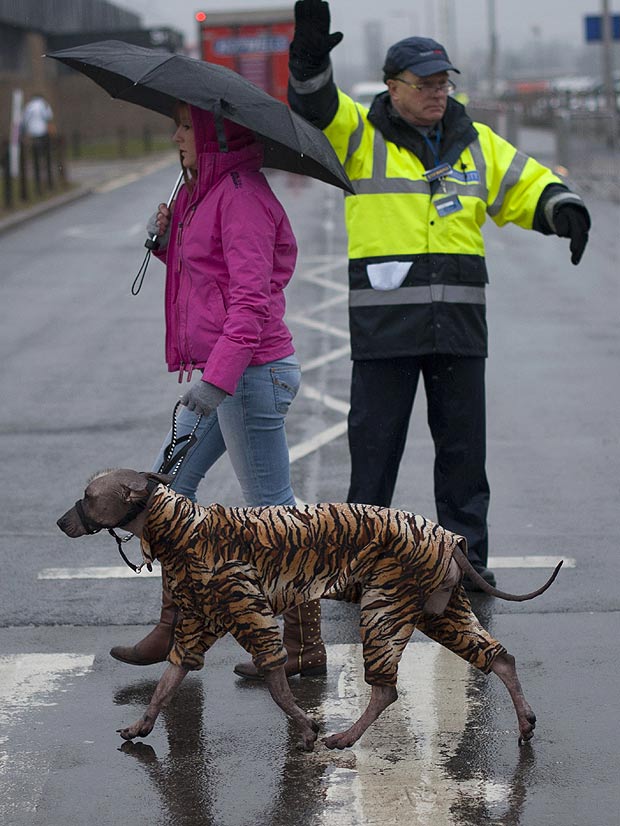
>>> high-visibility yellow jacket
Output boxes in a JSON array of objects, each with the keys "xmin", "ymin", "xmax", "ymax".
[{"xmin": 289, "ymin": 77, "xmax": 584, "ymax": 359}]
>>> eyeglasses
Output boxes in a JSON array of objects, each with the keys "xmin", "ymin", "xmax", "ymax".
[{"xmin": 393, "ymin": 78, "xmax": 456, "ymax": 96}]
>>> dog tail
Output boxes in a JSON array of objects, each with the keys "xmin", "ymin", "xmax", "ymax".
[{"xmin": 454, "ymin": 548, "xmax": 563, "ymax": 601}]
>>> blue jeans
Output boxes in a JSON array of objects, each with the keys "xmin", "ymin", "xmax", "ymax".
[{"xmin": 152, "ymin": 356, "xmax": 301, "ymax": 506}]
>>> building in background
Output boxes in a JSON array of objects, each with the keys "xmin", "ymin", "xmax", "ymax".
[{"xmin": 0, "ymin": 0, "xmax": 183, "ymax": 143}]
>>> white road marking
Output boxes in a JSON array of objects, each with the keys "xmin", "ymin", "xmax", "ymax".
[
  {"xmin": 38, "ymin": 554, "xmax": 573, "ymax": 581},
  {"xmin": 38, "ymin": 565, "xmax": 160, "ymax": 580},
  {"xmin": 0, "ymin": 653, "xmax": 94, "ymax": 726},
  {"xmin": 0, "ymin": 654, "xmax": 95, "ymax": 820},
  {"xmin": 302, "ymin": 344, "xmax": 350, "ymax": 373},
  {"xmin": 288, "ymin": 421, "xmax": 349, "ymax": 463},
  {"xmin": 298, "ymin": 256, "xmax": 348, "ymax": 287},
  {"xmin": 288, "ymin": 314, "xmax": 350, "ymax": 340},
  {"xmin": 301, "ymin": 383, "xmax": 350, "ymax": 415},
  {"xmin": 320, "ymin": 642, "xmax": 515, "ymax": 826},
  {"xmin": 488, "ymin": 555, "xmax": 574, "ymax": 568},
  {"xmin": 94, "ymin": 156, "xmax": 176, "ymax": 193}
]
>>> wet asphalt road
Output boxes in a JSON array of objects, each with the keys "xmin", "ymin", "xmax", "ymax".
[{"xmin": 0, "ymin": 144, "xmax": 619, "ymax": 826}]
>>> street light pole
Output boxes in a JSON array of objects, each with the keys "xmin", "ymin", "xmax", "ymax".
[
  {"xmin": 601, "ymin": 0, "xmax": 617, "ymax": 144},
  {"xmin": 487, "ymin": 0, "xmax": 498, "ymax": 98}
]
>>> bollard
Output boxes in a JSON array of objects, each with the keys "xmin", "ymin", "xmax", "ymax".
[
  {"xmin": 19, "ymin": 140, "xmax": 28, "ymax": 202},
  {"xmin": 2, "ymin": 140, "xmax": 11, "ymax": 210}
]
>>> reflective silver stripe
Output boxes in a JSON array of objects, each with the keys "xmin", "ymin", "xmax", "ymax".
[
  {"xmin": 345, "ymin": 108, "xmax": 365, "ymax": 163},
  {"xmin": 543, "ymin": 192, "xmax": 585, "ymax": 232},
  {"xmin": 466, "ymin": 140, "xmax": 489, "ymax": 202},
  {"xmin": 346, "ymin": 129, "xmax": 486, "ymax": 198},
  {"xmin": 288, "ymin": 64, "xmax": 333, "ymax": 95},
  {"xmin": 349, "ymin": 284, "xmax": 486, "ymax": 307},
  {"xmin": 488, "ymin": 149, "xmax": 529, "ymax": 217},
  {"xmin": 351, "ymin": 178, "xmax": 429, "ymax": 195},
  {"xmin": 372, "ymin": 126, "xmax": 388, "ymax": 179}
]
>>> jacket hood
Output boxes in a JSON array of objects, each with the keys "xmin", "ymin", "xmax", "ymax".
[{"xmin": 189, "ymin": 105, "xmax": 257, "ymax": 153}]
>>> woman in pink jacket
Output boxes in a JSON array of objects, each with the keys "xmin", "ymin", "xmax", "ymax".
[{"xmin": 110, "ymin": 102, "xmax": 326, "ymax": 678}]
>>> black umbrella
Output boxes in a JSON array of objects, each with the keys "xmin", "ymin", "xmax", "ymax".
[{"xmin": 46, "ymin": 40, "xmax": 353, "ymax": 193}]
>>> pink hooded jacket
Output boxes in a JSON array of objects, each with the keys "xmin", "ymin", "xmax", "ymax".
[{"xmin": 157, "ymin": 107, "xmax": 298, "ymax": 395}]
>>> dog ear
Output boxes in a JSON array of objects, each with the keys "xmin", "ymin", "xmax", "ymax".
[
  {"xmin": 120, "ymin": 481, "xmax": 150, "ymax": 504},
  {"xmin": 145, "ymin": 471, "xmax": 173, "ymax": 486}
]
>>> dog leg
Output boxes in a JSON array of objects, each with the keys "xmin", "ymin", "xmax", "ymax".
[
  {"xmin": 263, "ymin": 666, "xmax": 320, "ymax": 751},
  {"xmin": 491, "ymin": 652, "xmax": 537, "ymax": 744},
  {"xmin": 117, "ymin": 663, "xmax": 188, "ymax": 741},
  {"xmin": 322, "ymin": 684, "xmax": 398, "ymax": 750},
  {"xmin": 423, "ymin": 556, "xmax": 461, "ymax": 617}
]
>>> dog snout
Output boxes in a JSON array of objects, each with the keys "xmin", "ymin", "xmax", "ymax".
[{"xmin": 57, "ymin": 507, "xmax": 87, "ymax": 538}]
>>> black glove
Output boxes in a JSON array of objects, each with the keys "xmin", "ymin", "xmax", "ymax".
[
  {"xmin": 554, "ymin": 204, "xmax": 590, "ymax": 266},
  {"xmin": 290, "ymin": 0, "xmax": 343, "ymax": 81}
]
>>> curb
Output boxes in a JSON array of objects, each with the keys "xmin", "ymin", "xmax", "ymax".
[
  {"xmin": 0, "ymin": 184, "xmax": 94, "ymax": 236},
  {"xmin": 0, "ymin": 153, "xmax": 178, "ymax": 236}
]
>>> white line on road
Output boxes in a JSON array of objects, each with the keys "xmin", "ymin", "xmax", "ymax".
[
  {"xmin": 298, "ymin": 257, "xmax": 348, "ymax": 287},
  {"xmin": 488, "ymin": 555, "xmax": 573, "ymax": 568},
  {"xmin": 288, "ymin": 420, "xmax": 349, "ymax": 463},
  {"xmin": 38, "ymin": 565, "xmax": 160, "ymax": 580},
  {"xmin": 94, "ymin": 156, "xmax": 177, "ymax": 193},
  {"xmin": 302, "ymin": 344, "xmax": 350, "ymax": 373},
  {"xmin": 300, "ymin": 383, "xmax": 350, "ymax": 415},
  {"xmin": 288, "ymin": 314, "xmax": 350, "ymax": 340},
  {"xmin": 38, "ymin": 556, "xmax": 572, "ymax": 582}
]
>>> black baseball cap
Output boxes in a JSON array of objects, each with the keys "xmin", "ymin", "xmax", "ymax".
[{"xmin": 383, "ymin": 37, "xmax": 460, "ymax": 78}]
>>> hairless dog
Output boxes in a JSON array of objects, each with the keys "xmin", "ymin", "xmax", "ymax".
[{"xmin": 57, "ymin": 469, "xmax": 562, "ymax": 751}]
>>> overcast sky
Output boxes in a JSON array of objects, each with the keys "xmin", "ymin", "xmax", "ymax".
[
  {"xmin": 118, "ymin": 0, "xmax": 613, "ymax": 79},
  {"xmin": 119, "ymin": 0, "xmax": 604, "ymax": 46}
]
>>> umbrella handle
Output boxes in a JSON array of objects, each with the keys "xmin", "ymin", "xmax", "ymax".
[
  {"xmin": 133, "ymin": 170, "xmax": 185, "ymax": 295},
  {"xmin": 144, "ymin": 170, "xmax": 184, "ymax": 251}
]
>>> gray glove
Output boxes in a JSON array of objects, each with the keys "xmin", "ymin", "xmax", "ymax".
[
  {"xmin": 146, "ymin": 211, "xmax": 170, "ymax": 249},
  {"xmin": 180, "ymin": 381, "xmax": 227, "ymax": 417}
]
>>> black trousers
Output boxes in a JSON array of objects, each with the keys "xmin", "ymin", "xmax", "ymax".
[{"xmin": 347, "ymin": 355, "xmax": 490, "ymax": 569}]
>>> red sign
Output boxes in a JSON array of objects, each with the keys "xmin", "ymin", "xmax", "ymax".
[{"xmin": 199, "ymin": 20, "xmax": 294, "ymax": 103}]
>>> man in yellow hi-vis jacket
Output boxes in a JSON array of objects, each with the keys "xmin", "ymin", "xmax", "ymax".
[{"xmin": 234, "ymin": 0, "xmax": 591, "ymax": 680}]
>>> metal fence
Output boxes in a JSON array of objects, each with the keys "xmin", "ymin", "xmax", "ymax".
[
  {"xmin": 1, "ymin": 136, "xmax": 67, "ymax": 210},
  {"xmin": 469, "ymin": 102, "xmax": 620, "ymax": 202}
]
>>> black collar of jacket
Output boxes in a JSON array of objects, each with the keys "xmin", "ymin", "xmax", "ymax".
[{"xmin": 368, "ymin": 93, "xmax": 478, "ymax": 169}]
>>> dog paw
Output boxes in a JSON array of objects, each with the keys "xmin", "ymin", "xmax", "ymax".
[
  {"xmin": 517, "ymin": 711, "xmax": 537, "ymax": 745},
  {"xmin": 321, "ymin": 731, "xmax": 355, "ymax": 751},
  {"xmin": 298, "ymin": 720, "xmax": 319, "ymax": 752}
]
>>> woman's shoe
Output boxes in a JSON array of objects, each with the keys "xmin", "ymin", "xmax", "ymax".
[{"xmin": 233, "ymin": 600, "xmax": 326, "ymax": 680}]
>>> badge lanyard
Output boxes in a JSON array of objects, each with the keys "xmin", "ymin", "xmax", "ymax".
[{"xmin": 422, "ymin": 129, "xmax": 463, "ymax": 217}]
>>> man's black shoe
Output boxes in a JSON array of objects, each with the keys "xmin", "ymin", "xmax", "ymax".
[{"xmin": 463, "ymin": 566, "xmax": 496, "ymax": 592}]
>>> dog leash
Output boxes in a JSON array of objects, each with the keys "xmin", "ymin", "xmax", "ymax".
[{"xmin": 109, "ymin": 401, "xmax": 202, "ymax": 573}]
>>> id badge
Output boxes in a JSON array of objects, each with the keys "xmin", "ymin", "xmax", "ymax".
[
  {"xmin": 423, "ymin": 162, "xmax": 452, "ymax": 183},
  {"xmin": 434, "ymin": 193, "xmax": 463, "ymax": 217}
]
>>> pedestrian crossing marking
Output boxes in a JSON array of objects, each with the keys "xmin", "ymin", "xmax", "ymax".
[{"xmin": 38, "ymin": 555, "xmax": 573, "ymax": 581}]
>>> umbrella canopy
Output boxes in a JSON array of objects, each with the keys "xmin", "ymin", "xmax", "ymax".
[{"xmin": 47, "ymin": 40, "xmax": 353, "ymax": 193}]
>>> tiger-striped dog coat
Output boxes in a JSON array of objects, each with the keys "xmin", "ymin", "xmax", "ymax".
[{"xmin": 141, "ymin": 486, "xmax": 505, "ymax": 685}]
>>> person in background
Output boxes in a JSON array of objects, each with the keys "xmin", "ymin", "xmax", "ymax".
[
  {"xmin": 21, "ymin": 93, "xmax": 55, "ymax": 189},
  {"xmin": 110, "ymin": 102, "xmax": 327, "ymax": 680},
  {"xmin": 285, "ymin": 1, "xmax": 590, "ymax": 594}
]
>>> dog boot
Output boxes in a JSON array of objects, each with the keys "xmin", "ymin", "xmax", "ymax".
[
  {"xmin": 110, "ymin": 584, "xmax": 179, "ymax": 666},
  {"xmin": 233, "ymin": 600, "xmax": 327, "ymax": 680}
]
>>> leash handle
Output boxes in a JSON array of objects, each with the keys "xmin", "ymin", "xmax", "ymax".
[
  {"xmin": 159, "ymin": 400, "xmax": 202, "ymax": 476},
  {"xmin": 113, "ymin": 401, "xmax": 202, "ymax": 574}
]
